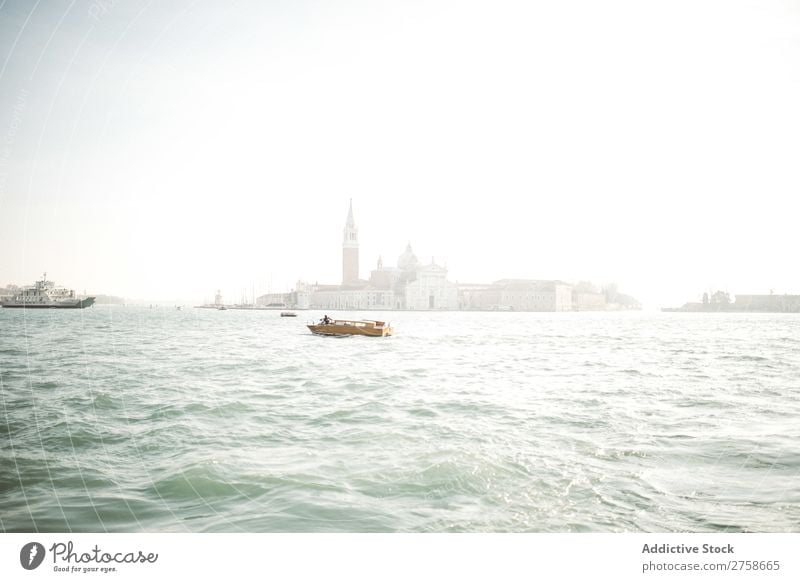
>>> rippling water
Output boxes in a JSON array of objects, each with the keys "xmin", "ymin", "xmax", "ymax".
[{"xmin": 1, "ymin": 307, "xmax": 799, "ymax": 532}]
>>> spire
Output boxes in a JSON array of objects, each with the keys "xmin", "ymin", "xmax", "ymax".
[{"xmin": 342, "ymin": 199, "xmax": 359, "ymax": 284}]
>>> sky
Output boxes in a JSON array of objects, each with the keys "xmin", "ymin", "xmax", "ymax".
[{"xmin": 1, "ymin": 0, "xmax": 799, "ymax": 307}]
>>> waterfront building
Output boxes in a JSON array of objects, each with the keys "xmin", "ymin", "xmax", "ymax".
[
  {"xmin": 494, "ymin": 279, "xmax": 573, "ymax": 312},
  {"xmin": 403, "ymin": 260, "xmax": 458, "ymax": 310},
  {"xmin": 310, "ymin": 286, "xmax": 396, "ymax": 310},
  {"xmin": 663, "ymin": 292, "xmax": 800, "ymax": 313},
  {"xmin": 458, "ymin": 279, "xmax": 573, "ymax": 311},
  {"xmin": 368, "ymin": 255, "xmax": 400, "ymax": 290},
  {"xmin": 457, "ymin": 283, "xmax": 496, "ymax": 310},
  {"xmin": 258, "ymin": 201, "xmax": 638, "ymax": 312},
  {"xmin": 295, "ymin": 202, "xmax": 459, "ymax": 310},
  {"xmin": 306, "ymin": 246, "xmax": 458, "ymax": 311},
  {"xmin": 256, "ymin": 291, "xmax": 295, "ymax": 308},
  {"xmin": 294, "ymin": 281, "xmax": 312, "ymax": 309},
  {"xmin": 573, "ymin": 291, "xmax": 607, "ymax": 311},
  {"xmin": 733, "ymin": 294, "xmax": 800, "ymax": 312}
]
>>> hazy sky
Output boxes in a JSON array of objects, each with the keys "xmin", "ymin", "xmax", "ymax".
[{"xmin": 1, "ymin": 0, "xmax": 799, "ymax": 307}]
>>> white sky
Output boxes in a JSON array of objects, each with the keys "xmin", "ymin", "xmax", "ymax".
[{"xmin": 1, "ymin": 0, "xmax": 799, "ymax": 307}]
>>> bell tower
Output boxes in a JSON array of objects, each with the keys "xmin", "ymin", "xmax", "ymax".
[{"xmin": 342, "ymin": 199, "xmax": 359, "ymax": 285}]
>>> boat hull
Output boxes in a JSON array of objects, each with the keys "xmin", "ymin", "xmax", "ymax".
[
  {"xmin": 1, "ymin": 297, "xmax": 96, "ymax": 309},
  {"xmin": 307, "ymin": 323, "xmax": 392, "ymax": 337}
]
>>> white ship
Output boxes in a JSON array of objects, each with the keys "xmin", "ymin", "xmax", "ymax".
[{"xmin": 0, "ymin": 273, "xmax": 95, "ymax": 309}]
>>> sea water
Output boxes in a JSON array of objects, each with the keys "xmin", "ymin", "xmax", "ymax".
[{"xmin": 1, "ymin": 307, "xmax": 798, "ymax": 532}]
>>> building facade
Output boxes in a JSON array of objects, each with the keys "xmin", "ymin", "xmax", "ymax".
[
  {"xmin": 459, "ymin": 279, "xmax": 573, "ymax": 311},
  {"xmin": 296, "ymin": 202, "xmax": 459, "ymax": 310},
  {"xmin": 258, "ymin": 201, "xmax": 638, "ymax": 312},
  {"xmin": 733, "ymin": 294, "xmax": 800, "ymax": 312},
  {"xmin": 573, "ymin": 291, "xmax": 607, "ymax": 311},
  {"xmin": 403, "ymin": 262, "xmax": 458, "ymax": 310}
]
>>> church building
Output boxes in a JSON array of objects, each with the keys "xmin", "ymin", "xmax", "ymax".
[{"xmin": 305, "ymin": 201, "xmax": 458, "ymax": 310}]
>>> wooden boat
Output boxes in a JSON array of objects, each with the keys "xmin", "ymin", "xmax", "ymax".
[
  {"xmin": 307, "ymin": 319, "xmax": 393, "ymax": 337},
  {"xmin": 280, "ymin": 311, "xmax": 298, "ymax": 317}
]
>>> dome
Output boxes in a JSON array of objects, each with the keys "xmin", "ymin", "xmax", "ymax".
[{"xmin": 397, "ymin": 243, "xmax": 419, "ymax": 271}]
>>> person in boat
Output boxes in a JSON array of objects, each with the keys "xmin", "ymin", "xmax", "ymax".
[{"xmin": 321, "ymin": 315, "xmax": 332, "ymax": 325}]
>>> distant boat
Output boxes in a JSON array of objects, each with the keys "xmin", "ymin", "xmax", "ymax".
[
  {"xmin": 0, "ymin": 273, "xmax": 95, "ymax": 309},
  {"xmin": 307, "ymin": 318, "xmax": 393, "ymax": 337},
  {"xmin": 280, "ymin": 311, "xmax": 297, "ymax": 317},
  {"xmin": 217, "ymin": 305, "xmax": 227, "ymax": 311}
]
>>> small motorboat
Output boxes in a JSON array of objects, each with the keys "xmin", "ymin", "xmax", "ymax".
[
  {"xmin": 307, "ymin": 318, "xmax": 393, "ymax": 337},
  {"xmin": 281, "ymin": 311, "xmax": 298, "ymax": 317}
]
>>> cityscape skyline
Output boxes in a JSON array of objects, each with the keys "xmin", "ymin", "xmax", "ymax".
[
  {"xmin": 2, "ymin": 192, "xmax": 800, "ymax": 309},
  {"xmin": 2, "ymin": 1, "xmax": 800, "ymax": 308},
  {"xmin": 0, "ymin": 197, "xmax": 795, "ymax": 311},
  {"xmin": 1, "ymin": 197, "xmax": 639, "ymax": 310}
]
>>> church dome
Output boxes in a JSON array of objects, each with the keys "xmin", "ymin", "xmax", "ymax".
[{"xmin": 397, "ymin": 243, "xmax": 419, "ymax": 271}]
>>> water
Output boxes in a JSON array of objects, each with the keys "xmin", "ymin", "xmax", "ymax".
[{"xmin": 1, "ymin": 307, "xmax": 799, "ymax": 532}]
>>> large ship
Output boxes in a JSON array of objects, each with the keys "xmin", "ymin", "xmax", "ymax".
[{"xmin": 0, "ymin": 273, "xmax": 95, "ymax": 309}]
